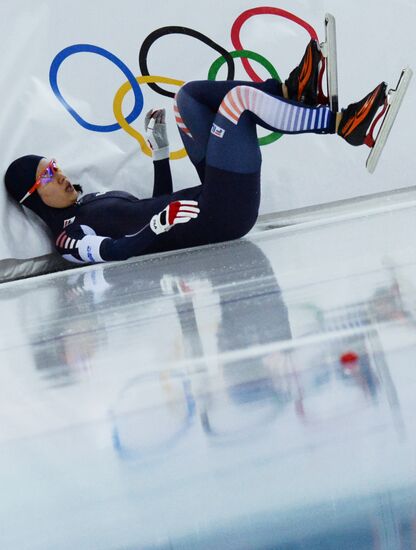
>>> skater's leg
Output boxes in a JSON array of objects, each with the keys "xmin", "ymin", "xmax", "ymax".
[
  {"xmin": 188, "ymin": 113, "xmax": 263, "ymax": 242},
  {"xmin": 170, "ymin": 74, "xmax": 388, "ymax": 247},
  {"xmin": 182, "ymin": 80, "xmax": 388, "ymax": 245},
  {"xmin": 194, "ymin": 87, "xmax": 334, "ymax": 239},
  {"xmin": 193, "ymin": 87, "xmax": 333, "ymax": 239},
  {"xmin": 174, "ymin": 79, "xmax": 283, "ymax": 182},
  {"xmin": 203, "ymin": 81, "xmax": 388, "ymax": 175},
  {"xmin": 205, "ymin": 85, "xmax": 336, "ymax": 173},
  {"xmin": 174, "ymin": 36, "xmax": 327, "ymax": 180},
  {"xmin": 177, "ymin": 79, "xmax": 283, "ymax": 115},
  {"xmin": 163, "ymin": 110, "xmax": 262, "ymax": 247}
]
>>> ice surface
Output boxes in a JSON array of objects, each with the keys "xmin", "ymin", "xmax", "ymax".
[{"xmin": 1, "ymin": 202, "xmax": 416, "ymax": 549}]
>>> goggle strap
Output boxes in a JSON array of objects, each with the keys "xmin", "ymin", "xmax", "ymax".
[{"xmin": 19, "ymin": 190, "xmax": 33, "ymax": 204}]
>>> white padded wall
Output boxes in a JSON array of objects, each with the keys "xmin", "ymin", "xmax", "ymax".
[{"xmin": 1, "ymin": 0, "xmax": 414, "ymax": 259}]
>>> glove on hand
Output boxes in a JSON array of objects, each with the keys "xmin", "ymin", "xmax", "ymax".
[
  {"xmin": 145, "ymin": 109, "xmax": 169, "ymax": 161},
  {"xmin": 150, "ymin": 200, "xmax": 200, "ymax": 235}
]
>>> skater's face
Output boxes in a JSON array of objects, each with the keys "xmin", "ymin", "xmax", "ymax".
[{"xmin": 36, "ymin": 158, "xmax": 79, "ymax": 208}]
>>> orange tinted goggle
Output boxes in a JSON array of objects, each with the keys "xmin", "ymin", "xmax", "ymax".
[{"xmin": 19, "ymin": 159, "xmax": 59, "ymax": 204}]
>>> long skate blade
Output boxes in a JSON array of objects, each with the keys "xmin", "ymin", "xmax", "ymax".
[
  {"xmin": 321, "ymin": 13, "xmax": 339, "ymax": 112},
  {"xmin": 366, "ymin": 67, "xmax": 413, "ymax": 174}
]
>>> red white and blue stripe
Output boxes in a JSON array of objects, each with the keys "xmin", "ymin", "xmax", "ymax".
[
  {"xmin": 218, "ymin": 85, "xmax": 332, "ymax": 133},
  {"xmin": 174, "ymin": 95, "xmax": 193, "ymax": 138}
]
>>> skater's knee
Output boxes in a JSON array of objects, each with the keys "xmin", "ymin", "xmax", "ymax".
[
  {"xmin": 175, "ymin": 81, "xmax": 201, "ymax": 103},
  {"xmin": 218, "ymin": 215, "xmax": 258, "ymax": 242}
]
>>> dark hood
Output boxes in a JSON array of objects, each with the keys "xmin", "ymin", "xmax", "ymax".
[{"xmin": 4, "ymin": 154, "xmax": 74, "ymax": 232}]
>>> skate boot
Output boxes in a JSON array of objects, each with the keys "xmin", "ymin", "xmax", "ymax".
[
  {"xmin": 285, "ymin": 39, "xmax": 326, "ymax": 106},
  {"xmin": 338, "ymin": 82, "xmax": 388, "ymax": 146}
]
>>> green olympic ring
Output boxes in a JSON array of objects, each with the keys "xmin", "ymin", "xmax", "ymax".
[{"xmin": 208, "ymin": 49, "xmax": 283, "ymax": 145}]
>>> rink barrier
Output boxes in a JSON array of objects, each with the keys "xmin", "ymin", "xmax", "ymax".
[{"xmin": 1, "ymin": 185, "xmax": 416, "ymax": 284}]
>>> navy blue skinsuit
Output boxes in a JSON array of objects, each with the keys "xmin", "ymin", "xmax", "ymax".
[
  {"xmin": 52, "ymin": 79, "xmax": 333, "ymax": 264},
  {"xmin": 52, "ymin": 160, "xmax": 259, "ymax": 264}
]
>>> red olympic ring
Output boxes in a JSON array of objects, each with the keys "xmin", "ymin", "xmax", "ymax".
[{"xmin": 231, "ymin": 7, "xmax": 319, "ymax": 82}]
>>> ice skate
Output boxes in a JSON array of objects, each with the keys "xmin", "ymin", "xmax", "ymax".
[
  {"xmin": 337, "ymin": 82, "xmax": 388, "ymax": 146},
  {"xmin": 285, "ymin": 39, "xmax": 326, "ymax": 106},
  {"xmin": 366, "ymin": 68, "xmax": 413, "ymax": 173}
]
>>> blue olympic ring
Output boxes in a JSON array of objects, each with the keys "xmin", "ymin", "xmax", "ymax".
[{"xmin": 49, "ymin": 44, "xmax": 144, "ymax": 132}]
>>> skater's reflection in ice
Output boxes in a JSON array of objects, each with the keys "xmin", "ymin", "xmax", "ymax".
[
  {"xmin": 166, "ymin": 242, "xmax": 294, "ymax": 440},
  {"xmin": 3, "ymin": 239, "xmax": 407, "ymax": 456},
  {"xmin": 111, "ymin": 250, "xmax": 408, "ymax": 458},
  {"xmin": 112, "ymin": 240, "xmax": 293, "ymax": 456},
  {"xmin": 15, "ymin": 238, "xmax": 398, "ymax": 457}
]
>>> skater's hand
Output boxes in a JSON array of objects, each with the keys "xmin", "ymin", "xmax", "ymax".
[
  {"xmin": 150, "ymin": 200, "xmax": 200, "ymax": 235},
  {"xmin": 145, "ymin": 109, "xmax": 169, "ymax": 161}
]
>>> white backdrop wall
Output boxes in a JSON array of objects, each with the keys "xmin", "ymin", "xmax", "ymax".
[{"xmin": 1, "ymin": 0, "xmax": 414, "ymax": 260}]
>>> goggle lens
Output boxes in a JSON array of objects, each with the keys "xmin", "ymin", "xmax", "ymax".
[{"xmin": 39, "ymin": 160, "xmax": 59, "ymax": 186}]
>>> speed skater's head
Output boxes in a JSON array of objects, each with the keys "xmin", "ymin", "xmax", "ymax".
[{"xmin": 4, "ymin": 155, "xmax": 82, "ymax": 212}]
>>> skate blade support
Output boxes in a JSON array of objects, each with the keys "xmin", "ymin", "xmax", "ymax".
[
  {"xmin": 321, "ymin": 13, "xmax": 339, "ymax": 113},
  {"xmin": 366, "ymin": 67, "xmax": 413, "ymax": 174}
]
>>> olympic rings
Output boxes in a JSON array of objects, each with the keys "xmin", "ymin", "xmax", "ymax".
[
  {"xmin": 139, "ymin": 26, "xmax": 236, "ymax": 98},
  {"xmin": 231, "ymin": 7, "xmax": 318, "ymax": 82},
  {"xmin": 49, "ymin": 44, "xmax": 144, "ymax": 132},
  {"xmin": 207, "ymin": 49, "xmax": 283, "ymax": 145},
  {"xmin": 113, "ymin": 75, "xmax": 187, "ymax": 160},
  {"xmin": 49, "ymin": 8, "xmax": 320, "ymax": 159}
]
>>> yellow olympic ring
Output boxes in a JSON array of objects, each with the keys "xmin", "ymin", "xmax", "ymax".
[{"xmin": 113, "ymin": 75, "xmax": 187, "ymax": 160}]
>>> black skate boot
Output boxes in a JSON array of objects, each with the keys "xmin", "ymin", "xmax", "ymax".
[
  {"xmin": 338, "ymin": 82, "xmax": 388, "ymax": 146},
  {"xmin": 285, "ymin": 39, "xmax": 326, "ymax": 106}
]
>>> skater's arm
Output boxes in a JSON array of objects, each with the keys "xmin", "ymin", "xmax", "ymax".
[
  {"xmin": 56, "ymin": 224, "xmax": 159, "ymax": 263},
  {"xmin": 55, "ymin": 200, "xmax": 200, "ymax": 264},
  {"xmin": 98, "ymin": 225, "xmax": 158, "ymax": 262},
  {"xmin": 54, "ymin": 224, "xmax": 157, "ymax": 263},
  {"xmin": 145, "ymin": 108, "xmax": 172, "ymax": 196},
  {"xmin": 152, "ymin": 157, "xmax": 173, "ymax": 197}
]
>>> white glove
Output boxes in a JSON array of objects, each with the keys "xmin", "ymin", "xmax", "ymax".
[
  {"xmin": 145, "ymin": 109, "xmax": 169, "ymax": 161},
  {"xmin": 150, "ymin": 200, "xmax": 200, "ymax": 235}
]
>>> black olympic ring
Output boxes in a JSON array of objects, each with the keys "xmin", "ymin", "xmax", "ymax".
[{"xmin": 139, "ymin": 26, "xmax": 236, "ymax": 98}]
